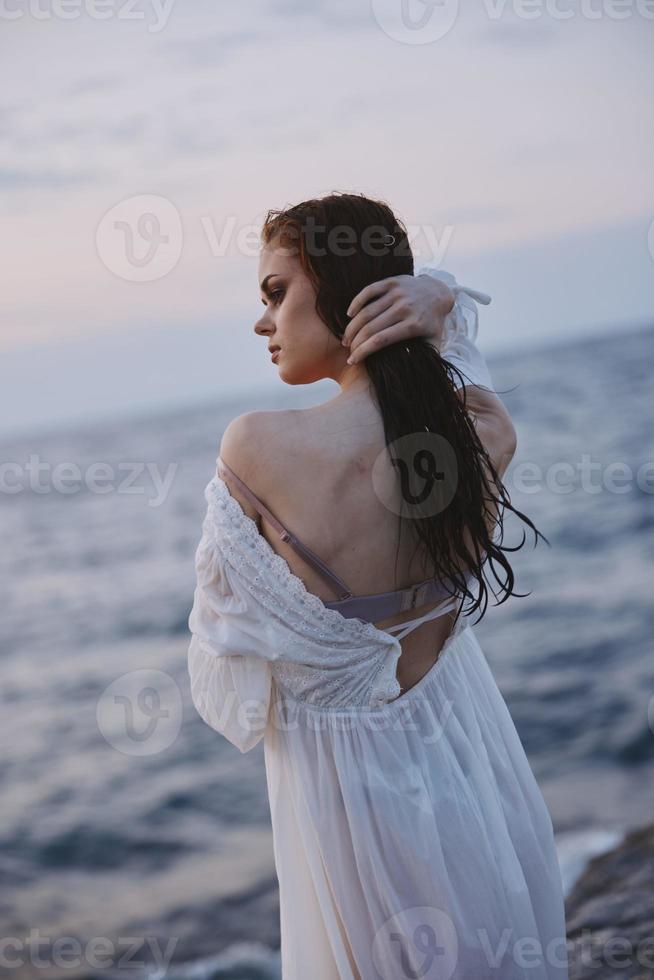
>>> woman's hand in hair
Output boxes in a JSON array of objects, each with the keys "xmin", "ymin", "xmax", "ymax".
[{"xmin": 342, "ymin": 274, "xmax": 455, "ymax": 364}]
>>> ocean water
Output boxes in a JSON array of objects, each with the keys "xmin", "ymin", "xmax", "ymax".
[{"xmin": 2, "ymin": 323, "xmax": 653, "ymax": 979}]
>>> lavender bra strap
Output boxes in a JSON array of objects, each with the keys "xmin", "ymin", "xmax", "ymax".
[{"xmin": 217, "ymin": 456, "xmax": 355, "ymax": 602}]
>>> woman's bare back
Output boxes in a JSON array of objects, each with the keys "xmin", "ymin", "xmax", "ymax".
[{"xmin": 221, "ymin": 391, "xmax": 470, "ymax": 698}]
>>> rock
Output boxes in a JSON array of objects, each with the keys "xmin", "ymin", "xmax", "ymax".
[{"xmin": 565, "ymin": 820, "xmax": 654, "ymax": 979}]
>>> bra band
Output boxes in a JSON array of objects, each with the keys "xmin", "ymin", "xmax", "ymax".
[{"xmin": 322, "ymin": 574, "xmax": 461, "ymax": 621}]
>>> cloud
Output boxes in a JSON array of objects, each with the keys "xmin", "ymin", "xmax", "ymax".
[
  {"xmin": 162, "ymin": 29, "xmax": 264, "ymax": 67},
  {"xmin": 0, "ymin": 167, "xmax": 100, "ymax": 189},
  {"xmin": 440, "ymin": 205, "xmax": 516, "ymax": 225},
  {"xmin": 64, "ymin": 74, "xmax": 120, "ymax": 99},
  {"xmin": 44, "ymin": 116, "xmax": 148, "ymax": 146},
  {"xmin": 269, "ymin": 0, "xmax": 372, "ymax": 29},
  {"xmin": 477, "ymin": 21, "xmax": 563, "ymax": 47}
]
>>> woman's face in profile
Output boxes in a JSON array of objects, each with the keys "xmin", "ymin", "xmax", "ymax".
[{"xmin": 254, "ymin": 240, "xmax": 345, "ymax": 385}]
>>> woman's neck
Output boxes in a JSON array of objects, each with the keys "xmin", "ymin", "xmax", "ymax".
[{"xmin": 336, "ymin": 362, "xmax": 372, "ymax": 397}]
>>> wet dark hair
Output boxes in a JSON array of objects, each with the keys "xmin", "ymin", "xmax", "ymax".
[{"xmin": 261, "ymin": 191, "xmax": 548, "ymax": 624}]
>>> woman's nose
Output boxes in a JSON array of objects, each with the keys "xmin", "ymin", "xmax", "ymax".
[{"xmin": 254, "ymin": 314, "xmax": 270, "ymax": 336}]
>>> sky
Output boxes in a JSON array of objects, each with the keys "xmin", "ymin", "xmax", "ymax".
[{"xmin": 1, "ymin": 0, "xmax": 653, "ymax": 436}]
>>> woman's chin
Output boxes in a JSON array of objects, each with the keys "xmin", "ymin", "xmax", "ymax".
[
  {"xmin": 274, "ymin": 362, "xmax": 292, "ymax": 383},
  {"xmin": 277, "ymin": 369, "xmax": 299, "ymax": 386},
  {"xmin": 276, "ymin": 364, "xmax": 308, "ymax": 387}
]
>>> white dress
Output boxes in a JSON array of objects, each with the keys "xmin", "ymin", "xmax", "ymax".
[{"xmin": 187, "ymin": 272, "xmax": 570, "ymax": 979}]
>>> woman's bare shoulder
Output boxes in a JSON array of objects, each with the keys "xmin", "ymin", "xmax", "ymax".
[{"xmin": 219, "ymin": 408, "xmax": 310, "ymax": 494}]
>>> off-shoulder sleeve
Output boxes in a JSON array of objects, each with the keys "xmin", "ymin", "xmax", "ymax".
[
  {"xmin": 415, "ymin": 264, "xmax": 494, "ymax": 391},
  {"xmin": 187, "ymin": 499, "xmax": 276, "ymax": 754},
  {"xmin": 440, "ymin": 333, "xmax": 494, "ymax": 392}
]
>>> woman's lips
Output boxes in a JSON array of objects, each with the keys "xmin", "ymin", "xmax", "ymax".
[{"xmin": 271, "ymin": 350, "xmax": 280, "ymax": 362}]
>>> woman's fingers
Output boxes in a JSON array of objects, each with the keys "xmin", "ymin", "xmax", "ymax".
[
  {"xmin": 346, "ymin": 277, "xmax": 398, "ymax": 320},
  {"xmin": 342, "ymin": 273, "xmax": 454, "ymax": 360},
  {"xmin": 346, "ymin": 304, "xmax": 415, "ymax": 358},
  {"xmin": 342, "ymin": 290, "xmax": 396, "ymax": 348},
  {"xmin": 346, "ymin": 319, "xmax": 419, "ymax": 364}
]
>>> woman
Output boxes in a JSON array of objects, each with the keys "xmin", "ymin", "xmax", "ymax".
[{"xmin": 187, "ymin": 192, "xmax": 569, "ymax": 978}]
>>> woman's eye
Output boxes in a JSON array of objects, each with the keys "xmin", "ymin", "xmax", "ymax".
[{"xmin": 261, "ymin": 288, "xmax": 285, "ymax": 307}]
